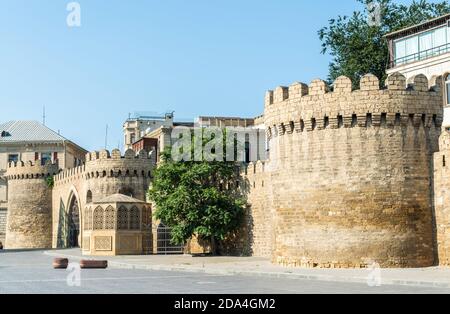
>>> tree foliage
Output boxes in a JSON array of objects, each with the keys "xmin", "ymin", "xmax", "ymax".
[
  {"xmin": 147, "ymin": 129, "xmax": 246, "ymax": 254},
  {"xmin": 319, "ymin": 0, "xmax": 450, "ymax": 88}
]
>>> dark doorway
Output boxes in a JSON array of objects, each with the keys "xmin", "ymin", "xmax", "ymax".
[{"xmin": 68, "ymin": 196, "xmax": 80, "ymax": 248}]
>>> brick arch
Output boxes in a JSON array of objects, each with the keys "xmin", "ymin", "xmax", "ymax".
[{"xmin": 66, "ymin": 186, "xmax": 82, "ymax": 248}]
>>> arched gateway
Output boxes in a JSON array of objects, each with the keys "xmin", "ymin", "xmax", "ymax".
[{"xmin": 67, "ymin": 195, "xmax": 80, "ymax": 248}]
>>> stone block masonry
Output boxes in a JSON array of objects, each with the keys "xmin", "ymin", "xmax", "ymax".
[
  {"xmin": 243, "ymin": 73, "xmax": 444, "ymax": 268},
  {"xmin": 52, "ymin": 149, "xmax": 153, "ymax": 249},
  {"xmin": 5, "ymin": 160, "xmax": 59, "ymax": 249},
  {"xmin": 3, "ymin": 149, "xmax": 153, "ymax": 250},
  {"xmin": 434, "ymin": 132, "xmax": 450, "ymax": 266},
  {"xmin": 5, "ymin": 71, "xmax": 450, "ymax": 269},
  {"xmin": 0, "ymin": 207, "xmax": 6, "ymax": 244}
]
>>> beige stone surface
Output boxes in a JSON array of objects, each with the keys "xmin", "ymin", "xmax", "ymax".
[
  {"xmin": 244, "ymin": 73, "xmax": 444, "ymax": 268},
  {"xmin": 52, "ymin": 149, "xmax": 153, "ymax": 249},
  {"xmin": 5, "ymin": 160, "xmax": 59, "ymax": 249},
  {"xmin": 82, "ymin": 196, "xmax": 152, "ymax": 256},
  {"xmin": 434, "ymin": 132, "xmax": 450, "ymax": 266}
]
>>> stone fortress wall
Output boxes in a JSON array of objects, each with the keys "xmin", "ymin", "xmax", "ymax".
[
  {"xmin": 5, "ymin": 160, "xmax": 59, "ymax": 249},
  {"xmin": 6, "ymin": 71, "xmax": 450, "ymax": 269},
  {"xmin": 4, "ymin": 149, "xmax": 153, "ymax": 250},
  {"xmin": 52, "ymin": 149, "xmax": 153, "ymax": 249},
  {"xmin": 0, "ymin": 208, "xmax": 6, "ymax": 244},
  {"xmin": 242, "ymin": 72, "xmax": 445, "ymax": 268},
  {"xmin": 434, "ymin": 132, "xmax": 450, "ymax": 266}
]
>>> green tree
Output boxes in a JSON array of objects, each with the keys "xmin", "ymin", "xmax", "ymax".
[
  {"xmin": 46, "ymin": 176, "xmax": 54, "ymax": 188},
  {"xmin": 147, "ymin": 129, "xmax": 246, "ymax": 255},
  {"xmin": 319, "ymin": 0, "xmax": 450, "ymax": 88}
]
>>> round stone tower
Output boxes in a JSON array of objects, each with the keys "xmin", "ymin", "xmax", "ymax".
[
  {"xmin": 261, "ymin": 73, "xmax": 443, "ymax": 268},
  {"xmin": 51, "ymin": 149, "xmax": 153, "ymax": 249},
  {"xmin": 5, "ymin": 160, "xmax": 59, "ymax": 249},
  {"xmin": 83, "ymin": 149, "xmax": 153, "ymax": 202}
]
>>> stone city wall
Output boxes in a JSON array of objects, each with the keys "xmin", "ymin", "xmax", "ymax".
[
  {"xmin": 244, "ymin": 73, "xmax": 443, "ymax": 268},
  {"xmin": 5, "ymin": 160, "xmax": 59, "ymax": 249}
]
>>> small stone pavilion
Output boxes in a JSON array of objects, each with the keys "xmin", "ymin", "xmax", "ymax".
[{"xmin": 82, "ymin": 194, "xmax": 152, "ymax": 256}]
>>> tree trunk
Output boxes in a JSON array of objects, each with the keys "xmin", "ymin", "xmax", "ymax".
[{"xmin": 210, "ymin": 236, "xmax": 218, "ymax": 256}]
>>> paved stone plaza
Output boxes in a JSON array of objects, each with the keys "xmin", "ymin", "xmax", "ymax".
[{"xmin": 2, "ymin": 250, "xmax": 450, "ymax": 294}]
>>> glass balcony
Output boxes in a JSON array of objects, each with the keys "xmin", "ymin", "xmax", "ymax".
[{"xmin": 390, "ymin": 42, "xmax": 450, "ymax": 68}]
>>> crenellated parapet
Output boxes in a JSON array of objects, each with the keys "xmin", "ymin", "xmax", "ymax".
[
  {"xmin": 53, "ymin": 165, "xmax": 86, "ymax": 186},
  {"xmin": 84, "ymin": 149, "xmax": 153, "ymax": 179},
  {"xmin": 5, "ymin": 160, "xmax": 59, "ymax": 180},
  {"xmin": 264, "ymin": 73, "xmax": 443, "ymax": 139},
  {"xmin": 53, "ymin": 149, "xmax": 154, "ymax": 185},
  {"xmin": 243, "ymin": 72, "xmax": 443, "ymax": 268}
]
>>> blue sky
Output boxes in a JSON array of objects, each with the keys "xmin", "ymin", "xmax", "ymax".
[{"xmin": 0, "ymin": 0, "xmax": 423, "ymax": 151}]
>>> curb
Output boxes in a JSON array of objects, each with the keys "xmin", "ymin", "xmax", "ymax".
[{"xmin": 43, "ymin": 251, "xmax": 450, "ymax": 289}]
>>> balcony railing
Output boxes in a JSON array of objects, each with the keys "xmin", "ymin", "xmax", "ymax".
[{"xmin": 389, "ymin": 43, "xmax": 450, "ymax": 68}]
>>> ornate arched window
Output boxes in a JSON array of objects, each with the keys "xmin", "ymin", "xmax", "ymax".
[
  {"xmin": 141, "ymin": 206, "xmax": 151, "ymax": 228},
  {"xmin": 104, "ymin": 206, "xmax": 115, "ymax": 230},
  {"xmin": 446, "ymin": 74, "xmax": 450, "ymax": 106},
  {"xmin": 93, "ymin": 206, "xmax": 104, "ymax": 230},
  {"xmin": 86, "ymin": 190, "xmax": 93, "ymax": 203},
  {"xmin": 117, "ymin": 206, "xmax": 129, "ymax": 230},
  {"xmin": 129, "ymin": 206, "xmax": 140, "ymax": 230}
]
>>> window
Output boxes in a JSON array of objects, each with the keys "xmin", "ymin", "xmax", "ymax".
[
  {"xmin": 93, "ymin": 206, "xmax": 104, "ymax": 230},
  {"xmin": 104, "ymin": 206, "xmax": 115, "ymax": 230},
  {"xmin": 393, "ymin": 25, "xmax": 450, "ymax": 66},
  {"xmin": 419, "ymin": 31, "xmax": 433, "ymax": 55},
  {"xmin": 41, "ymin": 152, "xmax": 52, "ymax": 165},
  {"xmin": 394, "ymin": 39, "xmax": 408, "ymax": 65},
  {"xmin": 446, "ymin": 74, "xmax": 450, "ymax": 106},
  {"xmin": 129, "ymin": 206, "xmax": 140, "ymax": 230},
  {"xmin": 86, "ymin": 190, "xmax": 93, "ymax": 203},
  {"xmin": 435, "ymin": 27, "xmax": 447, "ymax": 48},
  {"xmin": 245, "ymin": 142, "xmax": 250, "ymax": 163},
  {"xmin": 7, "ymin": 154, "xmax": 18, "ymax": 163},
  {"xmin": 117, "ymin": 206, "xmax": 128, "ymax": 230},
  {"xmin": 448, "ymin": 21, "xmax": 450, "ymax": 42}
]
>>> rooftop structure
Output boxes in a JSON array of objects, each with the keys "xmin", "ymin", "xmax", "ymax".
[{"xmin": 385, "ymin": 14, "xmax": 450, "ymax": 127}]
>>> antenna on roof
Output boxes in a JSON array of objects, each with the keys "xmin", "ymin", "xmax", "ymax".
[
  {"xmin": 105, "ymin": 124, "xmax": 108, "ymax": 149},
  {"xmin": 42, "ymin": 106, "xmax": 46, "ymax": 125}
]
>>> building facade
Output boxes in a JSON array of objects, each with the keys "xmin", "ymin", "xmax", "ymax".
[
  {"xmin": 123, "ymin": 112, "xmax": 174, "ymax": 150},
  {"xmin": 132, "ymin": 116, "xmax": 266, "ymax": 164},
  {"xmin": 0, "ymin": 121, "xmax": 87, "ymax": 244},
  {"xmin": 386, "ymin": 14, "xmax": 450, "ymax": 126}
]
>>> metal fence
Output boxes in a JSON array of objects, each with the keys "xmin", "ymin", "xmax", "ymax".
[
  {"xmin": 390, "ymin": 43, "xmax": 450, "ymax": 68},
  {"xmin": 156, "ymin": 224, "xmax": 185, "ymax": 255}
]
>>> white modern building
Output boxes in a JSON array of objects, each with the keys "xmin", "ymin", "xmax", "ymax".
[
  {"xmin": 123, "ymin": 112, "xmax": 174, "ymax": 150},
  {"xmin": 385, "ymin": 14, "xmax": 450, "ymax": 127}
]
